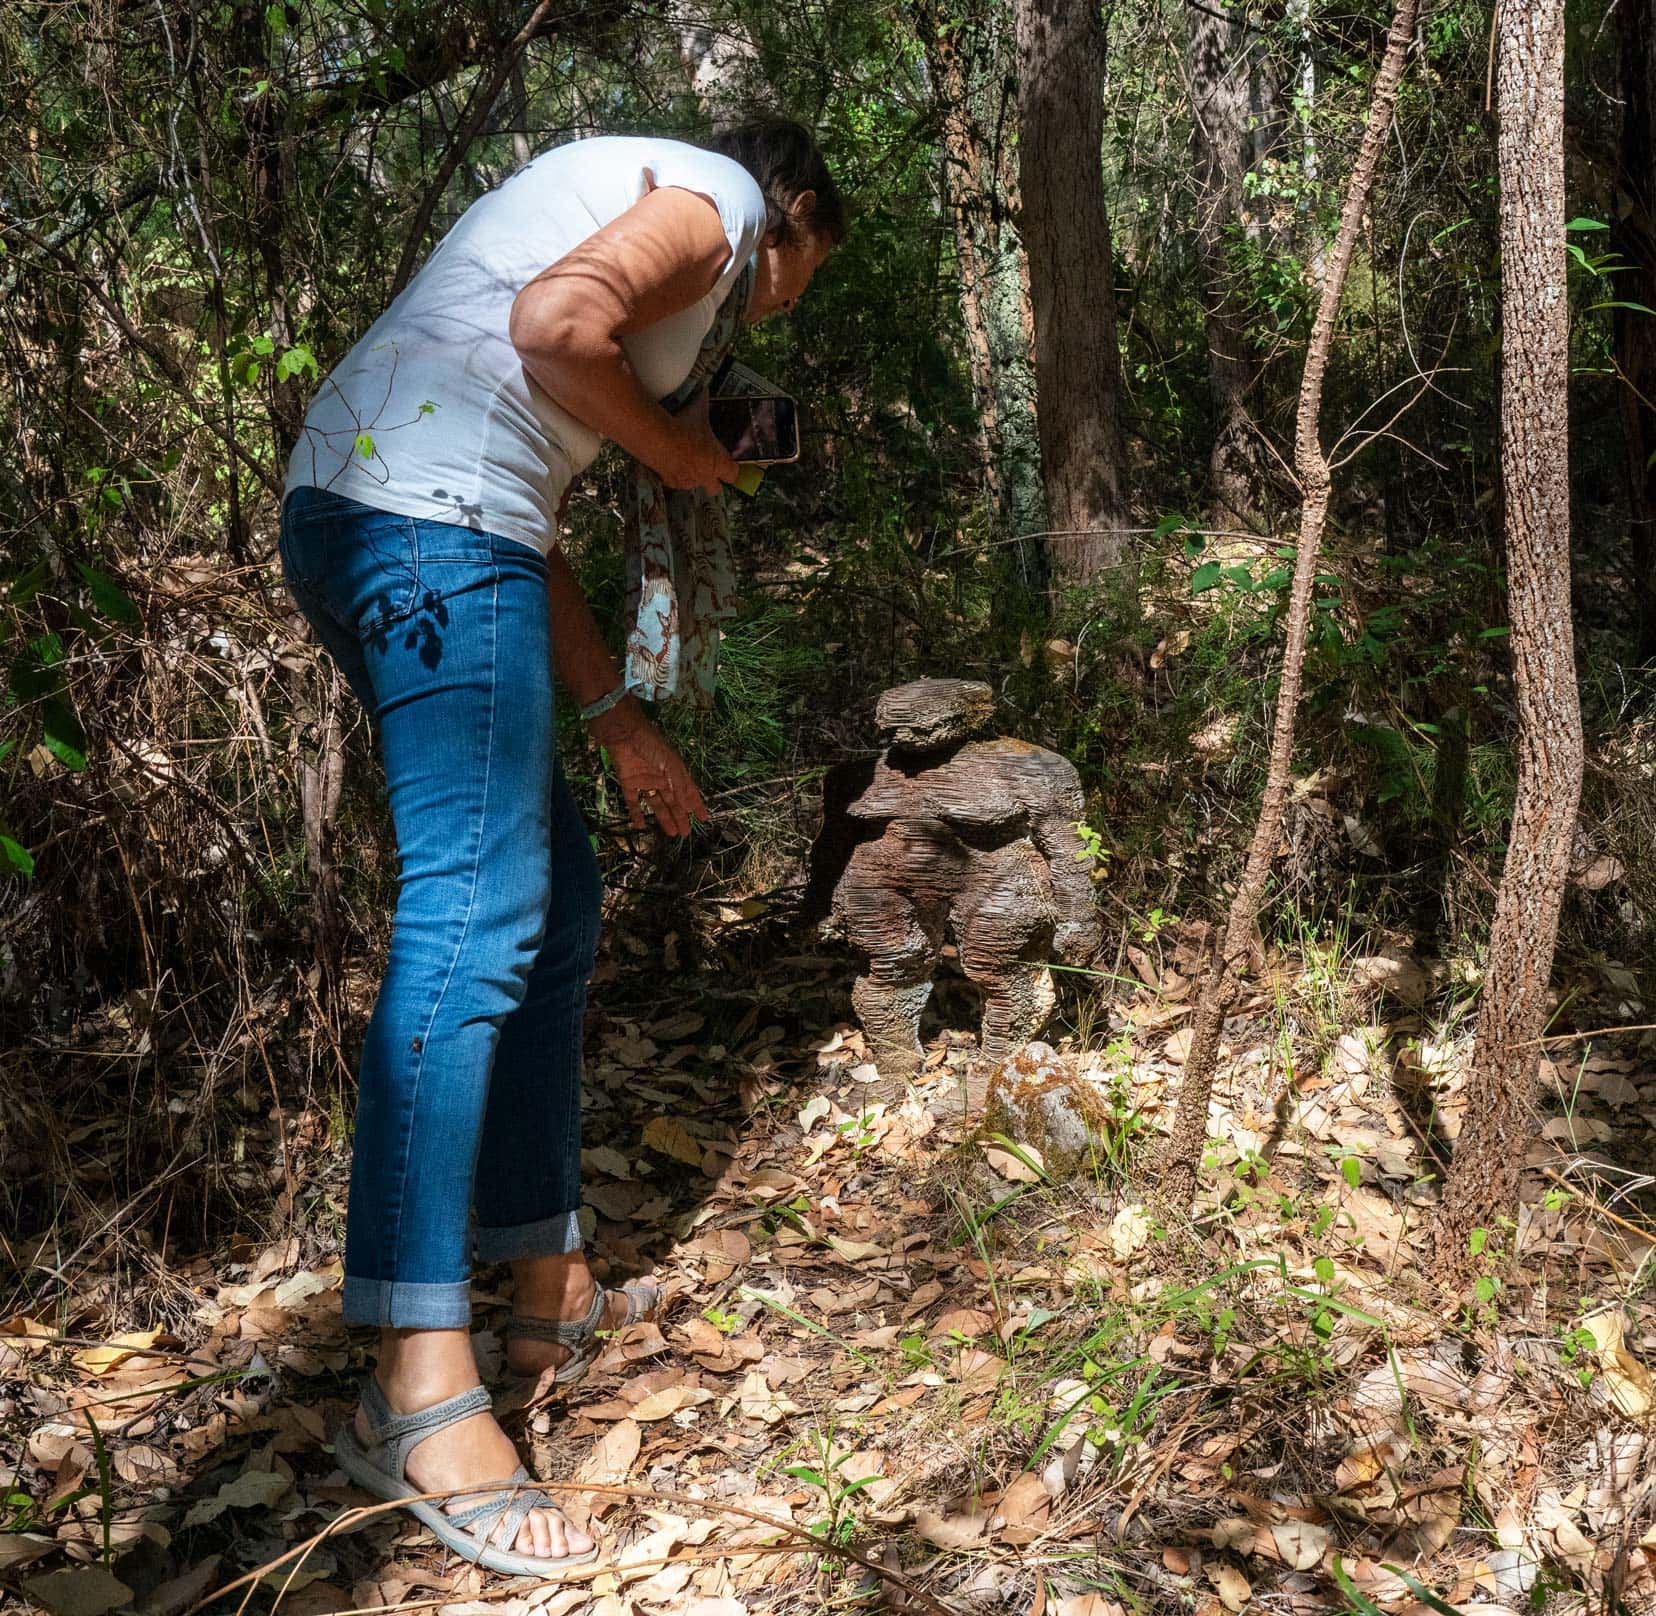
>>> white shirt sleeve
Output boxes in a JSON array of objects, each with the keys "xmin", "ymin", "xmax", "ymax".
[{"xmin": 639, "ymin": 146, "xmax": 770, "ymax": 299}]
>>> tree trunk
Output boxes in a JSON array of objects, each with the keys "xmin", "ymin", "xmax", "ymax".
[
  {"xmin": 1013, "ymin": 0, "xmax": 1132, "ymax": 585},
  {"xmin": 1186, "ymin": 0, "xmax": 1262, "ymax": 525},
  {"xmin": 914, "ymin": 0, "xmax": 1046, "ymax": 572},
  {"xmin": 1160, "ymin": 0, "xmax": 1421, "ymax": 1210},
  {"xmin": 673, "ymin": 3, "xmax": 754, "ymax": 121},
  {"xmin": 1613, "ymin": 0, "xmax": 1656, "ymax": 663},
  {"xmin": 1433, "ymin": 0, "xmax": 1582, "ymax": 1285},
  {"xmin": 1293, "ymin": 0, "xmax": 1324, "ymax": 282}
]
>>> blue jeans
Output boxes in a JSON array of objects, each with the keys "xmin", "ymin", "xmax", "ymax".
[{"xmin": 278, "ymin": 486, "xmax": 602, "ymax": 1328}]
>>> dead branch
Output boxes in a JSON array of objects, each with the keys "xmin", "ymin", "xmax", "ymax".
[{"xmin": 1159, "ymin": 0, "xmax": 1423, "ymax": 1210}]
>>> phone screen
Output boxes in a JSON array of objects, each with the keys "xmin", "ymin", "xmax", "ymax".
[{"xmin": 709, "ymin": 396, "xmax": 798, "ymax": 464}]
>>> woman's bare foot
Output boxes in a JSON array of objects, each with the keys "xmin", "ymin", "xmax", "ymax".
[
  {"xmin": 360, "ymin": 1328, "xmax": 592, "ymax": 1560},
  {"xmin": 506, "ymin": 1253, "xmax": 655, "ymax": 1381}
]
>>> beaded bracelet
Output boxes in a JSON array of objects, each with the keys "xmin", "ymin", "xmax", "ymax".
[{"xmin": 579, "ymin": 682, "xmax": 631, "ymax": 722}]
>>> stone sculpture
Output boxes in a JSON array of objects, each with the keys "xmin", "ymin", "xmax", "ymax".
[{"xmin": 808, "ymin": 678, "xmax": 1102, "ymax": 1084}]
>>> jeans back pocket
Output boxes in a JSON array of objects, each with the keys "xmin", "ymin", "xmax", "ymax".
[{"xmin": 281, "ymin": 489, "xmax": 423, "ymax": 643}]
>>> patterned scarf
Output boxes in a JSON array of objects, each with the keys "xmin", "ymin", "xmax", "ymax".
[{"xmin": 623, "ymin": 258, "xmax": 756, "ymax": 707}]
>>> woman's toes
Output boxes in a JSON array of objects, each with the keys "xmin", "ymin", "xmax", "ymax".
[
  {"xmin": 551, "ymin": 1512, "xmax": 591, "ymax": 1558},
  {"xmin": 521, "ymin": 1506, "xmax": 551, "ymax": 1557}
]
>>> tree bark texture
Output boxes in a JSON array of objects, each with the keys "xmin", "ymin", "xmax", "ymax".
[
  {"xmin": 1013, "ymin": 0, "xmax": 1133, "ymax": 584},
  {"xmin": 1186, "ymin": 0, "xmax": 1262, "ymax": 524},
  {"xmin": 1613, "ymin": 0, "xmax": 1656, "ymax": 662},
  {"xmin": 1433, "ymin": 0, "xmax": 1582, "ymax": 1283},
  {"xmin": 1160, "ymin": 0, "xmax": 1421, "ymax": 1211},
  {"xmin": 673, "ymin": 4, "xmax": 756, "ymax": 120},
  {"xmin": 915, "ymin": 0, "xmax": 1046, "ymax": 558}
]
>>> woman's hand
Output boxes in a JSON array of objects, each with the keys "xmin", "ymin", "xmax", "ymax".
[
  {"xmin": 589, "ymin": 697, "xmax": 708, "ymax": 837},
  {"xmin": 654, "ymin": 394, "xmax": 738, "ymax": 496}
]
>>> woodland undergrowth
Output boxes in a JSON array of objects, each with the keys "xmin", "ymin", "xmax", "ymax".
[{"xmin": 6, "ymin": 498, "xmax": 1656, "ymax": 1614}]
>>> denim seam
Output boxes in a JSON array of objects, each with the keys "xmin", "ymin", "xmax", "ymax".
[
  {"xmin": 562, "ymin": 773, "xmax": 595, "ymax": 1222},
  {"xmin": 384, "ymin": 557, "xmax": 500, "ymax": 1287},
  {"xmin": 362, "ymin": 514, "xmax": 422, "ymax": 636}
]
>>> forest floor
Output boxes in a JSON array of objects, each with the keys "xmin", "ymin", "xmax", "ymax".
[{"xmin": 6, "ymin": 922, "xmax": 1656, "ymax": 1616}]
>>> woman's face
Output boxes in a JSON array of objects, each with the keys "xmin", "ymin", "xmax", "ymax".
[{"xmin": 747, "ymin": 198, "xmax": 834, "ymax": 324}]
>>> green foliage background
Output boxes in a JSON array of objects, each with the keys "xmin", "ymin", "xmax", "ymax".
[{"xmin": 3, "ymin": 0, "xmax": 1654, "ymax": 1255}]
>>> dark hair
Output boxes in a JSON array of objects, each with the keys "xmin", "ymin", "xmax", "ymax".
[{"xmin": 710, "ymin": 118, "xmax": 846, "ymax": 248}]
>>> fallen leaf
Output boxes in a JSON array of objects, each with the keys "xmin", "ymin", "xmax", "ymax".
[
  {"xmin": 0, "ymin": 1534, "xmax": 56, "ymax": 1572},
  {"xmin": 994, "ymin": 1472, "xmax": 1051, "ymax": 1542},
  {"xmin": 258, "ymin": 1548, "xmax": 334, "ymax": 1593},
  {"xmin": 1336, "ymin": 1431, "xmax": 1410, "ymax": 1491},
  {"xmin": 616, "ymin": 1516, "xmax": 692, "ymax": 1581},
  {"xmin": 739, "ymin": 1369, "xmax": 800, "ymax": 1424},
  {"xmin": 1541, "ymin": 1115, "xmax": 1614, "ymax": 1145},
  {"xmin": 1574, "ymin": 854, "xmax": 1625, "ymax": 891},
  {"xmin": 643, "ymin": 1116, "xmax": 705, "ymax": 1167},
  {"xmin": 23, "ymin": 1567, "xmax": 134, "ymax": 1616},
  {"xmin": 828, "ymin": 1235, "xmax": 887, "ymax": 1265},
  {"xmin": 1584, "ymin": 1308, "xmax": 1654, "ymax": 1416},
  {"xmin": 916, "ymin": 1507, "xmax": 988, "ymax": 1550},
  {"xmin": 583, "ymin": 1145, "xmax": 632, "ymax": 1178},
  {"xmin": 577, "ymin": 1418, "xmax": 641, "ymax": 1485},
  {"xmin": 1109, "ymin": 1204, "xmax": 1152, "ymax": 1260},
  {"xmin": 744, "ymin": 1167, "xmax": 804, "ymax": 1201},
  {"xmin": 651, "ymin": 1010, "xmax": 706, "ymax": 1039},
  {"xmin": 0, "ymin": 1315, "xmax": 53, "ymax": 1356},
  {"xmin": 113, "ymin": 1444, "xmax": 176, "ymax": 1485},
  {"xmin": 1270, "ymin": 1519, "xmax": 1329, "ymax": 1570},
  {"xmin": 137, "ymin": 1555, "xmax": 222, "ymax": 1616},
  {"xmin": 1344, "ymin": 1560, "xmax": 1410, "ymax": 1603},
  {"xmin": 585, "ymin": 1181, "xmax": 646, "ymax": 1221},
  {"xmin": 74, "ymin": 1329, "xmax": 163, "ymax": 1377},
  {"xmin": 798, "ymin": 1095, "xmax": 830, "ymax": 1133},
  {"xmin": 272, "ymin": 1270, "xmax": 337, "ymax": 1311},
  {"xmin": 1600, "ymin": 1348, "xmax": 1653, "ymax": 1417},
  {"xmin": 1208, "ymin": 1564, "xmax": 1251, "ymax": 1611},
  {"xmin": 930, "ymin": 1308, "xmax": 994, "ymax": 1340},
  {"xmin": 594, "ymin": 1321, "xmax": 666, "ymax": 1370},
  {"xmin": 1384, "ymin": 1494, "xmax": 1460, "ymax": 1560},
  {"xmin": 1543, "ymin": 1510, "xmax": 1596, "ymax": 1575},
  {"xmin": 631, "ymin": 1385, "xmax": 712, "ymax": 1421},
  {"xmin": 954, "ymin": 1347, "xmax": 1004, "ymax": 1394},
  {"xmin": 1348, "ymin": 952, "xmax": 1432, "ymax": 1006},
  {"xmin": 985, "ymin": 1144, "xmax": 1045, "ymax": 1183},
  {"xmin": 1487, "ymin": 1548, "xmax": 1539, "ymax": 1604},
  {"xmin": 181, "ymin": 1466, "xmax": 291, "ymax": 1528}
]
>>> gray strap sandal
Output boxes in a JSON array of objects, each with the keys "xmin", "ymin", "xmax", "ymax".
[
  {"xmin": 333, "ymin": 1378, "xmax": 598, "ymax": 1575},
  {"xmin": 505, "ymin": 1277, "xmax": 661, "ymax": 1387}
]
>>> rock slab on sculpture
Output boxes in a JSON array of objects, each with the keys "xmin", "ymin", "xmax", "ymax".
[{"xmin": 808, "ymin": 678, "xmax": 1102, "ymax": 1087}]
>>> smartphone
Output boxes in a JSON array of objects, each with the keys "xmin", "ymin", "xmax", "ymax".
[{"xmin": 709, "ymin": 394, "xmax": 799, "ymax": 465}]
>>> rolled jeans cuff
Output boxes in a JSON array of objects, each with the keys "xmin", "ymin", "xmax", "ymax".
[
  {"xmin": 342, "ymin": 1276, "xmax": 473, "ymax": 1330},
  {"xmin": 475, "ymin": 1210, "xmax": 584, "ymax": 1263}
]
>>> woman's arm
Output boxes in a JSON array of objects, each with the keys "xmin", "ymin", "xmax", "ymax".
[
  {"xmin": 546, "ymin": 547, "xmax": 707, "ymax": 837},
  {"xmin": 545, "ymin": 544, "xmax": 629, "ymax": 714},
  {"xmin": 509, "ymin": 187, "xmax": 740, "ymax": 495}
]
